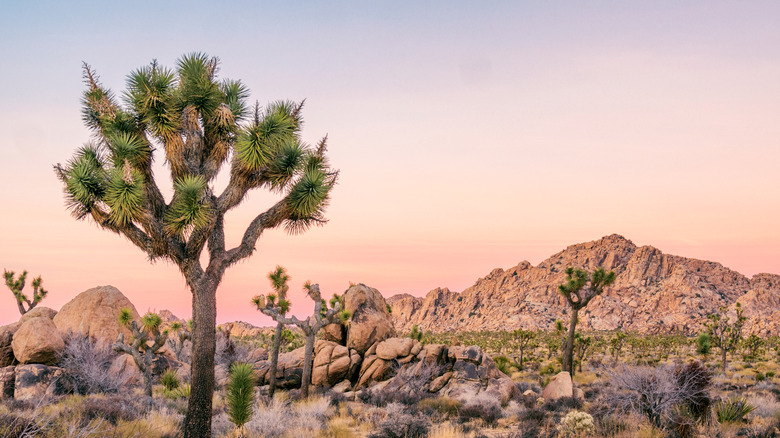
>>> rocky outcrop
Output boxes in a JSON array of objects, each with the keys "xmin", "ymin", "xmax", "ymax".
[
  {"xmin": 13, "ymin": 364, "xmax": 73, "ymax": 400},
  {"xmin": 53, "ymin": 285, "xmax": 140, "ymax": 346},
  {"xmin": 11, "ymin": 317, "xmax": 64, "ymax": 365},
  {"xmin": 0, "ymin": 366, "xmax": 14, "ymax": 399},
  {"xmin": 343, "ymin": 284, "xmax": 396, "ymax": 354},
  {"xmin": 734, "ymin": 273, "xmax": 780, "ymax": 336},
  {"xmin": 256, "ymin": 348, "xmax": 305, "ymax": 389},
  {"xmin": 389, "ymin": 235, "xmax": 778, "ymax": 335},
  {"xmin": 312, "ymin": 341, "xmax": 361, "ymax": 387}
]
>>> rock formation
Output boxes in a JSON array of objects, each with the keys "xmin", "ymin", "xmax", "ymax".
[
  {"xmin": 53, "ymin": 285, "xmax": 141, "ymax": 345},
  {"xmin": 11, "ymin": 317, "xmax": 64, "ymax": 365},
  {"xmin": 389, "ymin": 234, "xmax": 780, "ymax": 335}
]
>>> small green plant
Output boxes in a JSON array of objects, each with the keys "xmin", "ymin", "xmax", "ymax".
[
  {"xmin": 766, "ymin": 371, "xmax": 775, "ymax": 378},
  {"xmin": 696, "ymin": 332, "xmax": 711, "ymax": 356},
  {"xmin": 715, "ymin": 397, "xmax": 755, "ymax": 424},
  {"xmin": 161, "ymin": 369, "xmax": 180, "ymax": 391},
  {"xmin": 755, "ymin": 371, "xmax": 766, "ymax": 382},
  {"xmin": 226, "ymin": 362, "xmax": 256, "ymax": 432},
  {"xmin": 493, "ymin": 355, "xmax": 512, "ymax": 375},
  {"xmin": 409, "ymin": 324, "xmax": 423, "ymax": 342},
  {"xmin": 164, "ymin": 383, "xmax": 191, "ymax": 399}
]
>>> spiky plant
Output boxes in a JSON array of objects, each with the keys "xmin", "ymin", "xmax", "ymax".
[
  {"xmin": 265, "ymin": 265, "xmax": 289, "ymax": 397},
  {"xmin": 226, "ymin": 362, "xmax": 255, "ymax": 433},
  {"xmin": 558, "ymin": 267, "xmax": 616, "ymax": 374},
  {"xmin": 512, "ymin": 328, "xmax": 536, "ymax": 371},
  {"xmin": 113, "ymin": 309, "xmax": 168, "ymax": 397},
  {"xmin": 3, "ymin": 270, "xmax": 48, "ymax": 315},
  {"xmin": 253, "ymin": 281, "xmax": 341, "ymax": 398},
  {"xmin": 168, "ymin": 320, "xmax": 192, "ymax": 361},
  {"xmin": 54, "ymin": 53, "xmax": 336, "ymax": 438}
]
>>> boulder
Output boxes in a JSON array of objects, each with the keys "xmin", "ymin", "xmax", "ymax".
[
  {"xmin": 19, "ymin": 307, "xmax": 57, "ymax": 324},
  {"xmin": 108, "ymin": 355, "xmax": 141, "ymax": 386},
  {"xmin": 343, "ymin": 284, "xmax": 396, "ymax": 354},
  {"xmin": 53, "ymin": 285, "xmax": 141, "ymax": 346},
  {"xmin": 0, "ymin": 366, "xmax": 14, "ymax": 399},
  {"xmin": 256, "ymin": 347, "xmax": 305, "ymax": 389},
  {"xmin": 0, "ymin": 322, "xmax": 21, "ymax": 367},
  {"xmin": 332, "ymin": 379, "xmax": 352, "ymax": 393},
  {"xmin": 322, "ymin": 323, "xmax": 346, "ymax": 344},
  {"xmin": 14, "ymin": 364, "xmax": 74, "ymax": 400},
  {"xmin": 11, "ymin": 317, "xmax": 64, "ymax": 365},
  {"xmin": 375, "ymin": 337, "xmax": 415, "ymax": 360},
  {"xmin": 542, "ymin": 371, "xmax": 573, "ymax": 401},
  {"xmin": 357, "ymin": 354, "xmax": 394, "ymax": 388},
  {"xmin": 312, "ymin": 340, "xmax": 361, "ymax": 387}
]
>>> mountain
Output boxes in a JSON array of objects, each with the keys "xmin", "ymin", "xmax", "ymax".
[{"xmin": 388, "ymin": 235, "xmax": 780, "ymax": 335}]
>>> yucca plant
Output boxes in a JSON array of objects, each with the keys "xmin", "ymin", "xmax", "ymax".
[
  {"xmin": 55, "ymin": 53, "xmax": 337, "ymax": 438},
  {"xmin": 113, "ymin": 308, "xmax": 168, "ymax": 397},
  {"xmin": 253, "ymin": 280, "xmax": 344, "ymax": 398},
  {"xmin": 161, "ymin": 369, "xmax": 180, "ymax": 391},
  {"xmin": 226, "ymin": 362, "xmax": 255, "ymax": 434},
  {"xmin": 715, "ymin": 396, "xmax": 755, "ymax": 424},
  {"xmin": 3, "ymin": 270, "xmax": 48, "ymax": 315}
]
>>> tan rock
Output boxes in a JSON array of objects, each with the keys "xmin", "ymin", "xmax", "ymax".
[
  {"xmin": 19, "ymin": 307, "xmax": 57, "ymax": 324},
  {"xmin": 542, "ymin": 371, "xmax": 573, "ymax": 400},
  {"xmin": 12, "ymin": 317, "xmax": 64, "ymax": 365},
  {"xmin": 343, "ymin": 284, "xmax": 396, "ymax": 354},
  {"xmin": 14, "ymin": 364, "xmax": 73, "ymax": 400},
  {"xmin": 376, "ymin": 337, "xmax": 414, "ymax": 360},
  {"xmin": 0, "ymin": 322, "xmax": 21, "ymax": 367},
  {"xmin": 312, "ymin": 340, "xmax": 361, "ymax": 387},
  {"xmin": 322, "ymin": 323, "xmax": 345, "ymax": 344},
  {"xmin": 429, "ymin": 371, "xmax": 452, "ymax": 392},
  {"xmin": 53, "ymin": 285, "xmax": 141, "ymax": 346},
  {"xmin": 357, "ymin": 354, "xmax": 393, "ymax": 388}
]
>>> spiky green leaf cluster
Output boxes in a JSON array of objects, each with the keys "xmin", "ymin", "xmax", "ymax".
[
  {"xmin": 164, "ymin": 175, "xmax": 211, "ymax": 235},
  {"xmin": 104, "ymin": 165, "xmax": 145, "ymax": 226},
  {"xmin": 141, "ymin": 312, "xmax": 163, "ymax": 333},
  {"xmin": 118, "ymin": 308, "xmax": 134, "ymax": 327},
  {"xmin": 226, "ymin": 362, "xmax": 255, "ymax": 428}
]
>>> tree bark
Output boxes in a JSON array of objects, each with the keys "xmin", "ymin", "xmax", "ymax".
[
  {"xmin": 301, "ymin": 330, "xmax": 316, "ymax": 398},
  {"xmin": 268, "ymin": 322, "xmax": 283, "ymax": 397},
  {"xmin": 721, "ymin": 348, "xmax": 727, "ymax": 374},
  {"xmin": 562, "ymin": 308, "xmax": 579, "ymax": 374},
  {"xmin": 184, "ymin": 280, "xmax": 218, "ymax": 438}
]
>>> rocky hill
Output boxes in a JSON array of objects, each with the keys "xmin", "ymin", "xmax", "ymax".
[{"xmin": 388, "ymin": 235, "xmax": 780, "ymax": 335}]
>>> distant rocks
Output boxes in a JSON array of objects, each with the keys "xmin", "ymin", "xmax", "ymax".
[{"xmin": 389, "ymin": 234, "xmax": 780, "ymax": 335}]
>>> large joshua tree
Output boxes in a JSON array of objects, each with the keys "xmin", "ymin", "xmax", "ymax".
[
  {"xmin": 54, "ymin": 53, "xmax": 337, "ymax": 438},
  {"xmin": 558, "ymin": 267, "xmax": 615, "ymax": 374}
]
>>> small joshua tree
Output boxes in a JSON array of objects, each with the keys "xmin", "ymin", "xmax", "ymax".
[
  {"xmin": 706, "ymin": 303, "xmax": 746, "ymax": 374},
  {"xmin": 113, "ymin": 308, "xmax": 168, "ymax": 396},
  {"xmin": 742, "ymin": 333, "xmax": 764, "ymax": 363},
  {"xmin": 573, "ymin": 332, "xmax": 592, "ymax": 374},
  {"xmin": 410, "ymin": 324, "xmax": 423, "ymax": 342},
  {"xmin": 558, "ymin": 267, "xmax": 616, "ymax": 374},
  {"xmin": 264, "ymin": 265, "xmax": 290, "ymax": 397},
  {"xmin": 4, "ymin": 270, "xmax": 48, "ymax": 315},
  {"xmin": 253, "ymin": 282, "xmax": 347, "ymax": 397},
  {"xmin": 512, "ymin": 328, "xmax": 536, "ymax": 371},
  {"xmin": 168, "ymin": 320, "xmax": 192, "ymax": 361},
  {"xmin": 226, "ymin": 362, "xmax": 255, "ymax": 435},
  {"xmin": 610, "ymin": 330, "xmax": 627, "ymax": 366}
]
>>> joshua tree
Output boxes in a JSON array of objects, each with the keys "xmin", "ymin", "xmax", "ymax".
[
  {"xmin": 512, "ymin": 328, "xmax": 536, "ymax": 371},
  {"xmin": 265, "ymin": 265, "xmax": 291, "ymax": 397},
  {"xmin": 54, "ymin": 53, "xmax": 336, "ymax": 437},
  {"xmin": 696, "ymin": 332, "xmax": 711, "ymax": 357},
  {"xmin": 706, "ymin": 303, "xmax": 746, "ymax": 374},
  {"xmin": 168, "ymin": 320, "xmax": 192, "ymax": 361},
  {"xmin": 113, "ymin": 309, "xmax": 168, "ymax": 397},
  {"xmin": 254, "ymin": 282, "xmax": 347, "ymax": 397},
  {"xmin": 609, "ymin": 330, "xmax": 627, "ymax": 366},
  {"xmin": 743, "ymin": 333, "xmax": 764, "ymax": 363},
  {"xmin": 410, "ymin": 324, "xmax": 423, "ymax": 342},
  {"xmin": 558, "ymin": 267, "xmax": 616, "ymax": 374},
  {"xmin": 573, "ymin": 332, "xmax": 592, "ymax": 374},
  {"xmin": 4, "ymin": 270, "xmax": 48, "ymax": 315}
]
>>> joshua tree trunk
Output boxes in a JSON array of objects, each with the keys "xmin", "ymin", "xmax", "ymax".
[
  {"xmin": 184, "ymin": 280, "xmax": 217, "ymax": 437},
  {"xmin": 268, "ymin": 322, "xmax": 283, "ymax": 397},
  {"xmin": 721, "ymin": 348, "xmax": 727, "ymax": 374},
  {"xmin": 562, "ymin": 308, "xmax": 578, "ymax": 374},
  {"xmin": 519, "ymin": 350, "xmax": 524, "ymax": 371},
  {"xmin": 301, "ymin": 328, "xmax": 316, "ymax": 398}
]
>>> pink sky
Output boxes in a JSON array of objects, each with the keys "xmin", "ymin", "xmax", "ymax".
[{"xmin": 1, "ymin": 2, "xmax": 778, "ymax": 326}]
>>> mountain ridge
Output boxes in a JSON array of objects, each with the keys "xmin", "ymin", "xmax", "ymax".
[{"xmin": 388, "ymin": 234, "xmax": 780, "ymax": 335}]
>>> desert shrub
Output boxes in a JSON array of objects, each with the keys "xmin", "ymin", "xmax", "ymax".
[
  {"xmin": 77, "ymin": 395, "xmax": 141, "ymax": 425},
  {"xmin": 164, "ymin": 383, "xmax": 191, "ymax": 400},
  {"xmin": 516, "ymin": 381, "xmax": 542, "ymax": 395},
  {"xmin": 603, "ymin": 363, "xmax": 712, "ymax": 431},
  {"xmin": 715, "ymin": 396, "xmax": 755, "ymax": 424},
  {"xmin": 369, "ymin": 412, "xmax": 430, "ymax": 438},
  {"xmin": 359, "ymin": 386, "xmax": 428, "ymax": 407},
  {"xmin": 756, "ymin": 371, "xmax": 766, "ymax": 382},
  {"xmin": 60, "ymin": 334, "xmax": 125, "ymax": 394},
  {"xmin": 544, "ymin": 396, "xmax": 583, "ymax": 413},
  {"xmin": 418, "ymin": 396, "xmax": 462, "ymax": 417},
  {"xmin": 160, "ymin": 369, "xmax": 180, "ymax": 391},
  {"xmin": 493, "ymin": 355, "xmax": 513, "ymax": 375},
  {"xmin": 557, "ymin": 409, "xmax": 595, "ymax": 437},
  {"xmin": 459, "ymin": 393, "xmax": 503, "ymax": 425},
  {"xmin": 0, "ymin": 412, "xmax": 43, "ymax": 437},
  {"xmin": 748, "ymin": 393, "xmax": 780, "ymax": 419},
  {"xmin": 242, "ymin": 394, "xmax": 332, "ymax": 437},
  {"xmin": 244, "ymin": 396, "xmax": 289, "ymax": 437}
]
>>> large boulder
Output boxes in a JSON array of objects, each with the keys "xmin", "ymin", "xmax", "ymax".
[
  {"xmin": 53, "ymin": 285, "xmax": 141, "ymax": 346},
  {"xmin": 343, "ymin": 284, "xmax": 396, "ymax": 354},
  {"xmin": 11, "ymin": 317, "xmax": 64, "ymax": 365},
  {"xmin": 542, "ymin": 371, "xmax": 574, "ymax": 401},
  {"xmin": 0, "ymin": 322, "xmax": 21, "ymax": 367},
  {"xmin": 0, "ymin": 366, "xmax": 14, "ymax": 399},
  {"xmin": 375, "ymin": 337, "xmax": 415, "ymax": 361},
  {"xmin": 14, "ymin": 364, "xmax": 73, "ymax": 400},
  {"xmin": 312, "ymin": 340, "xmax": 361, "ymax": 387}
]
